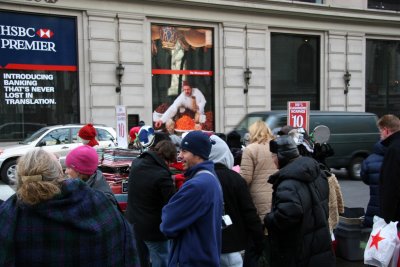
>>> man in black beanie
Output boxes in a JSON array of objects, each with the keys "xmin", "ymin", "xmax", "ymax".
[{"xmin": 265, "ymin": 135, "xmax": 335, "ymax": 267}]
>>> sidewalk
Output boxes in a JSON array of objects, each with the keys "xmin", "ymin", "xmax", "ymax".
[{"xmin": 337, "ymin": 257, "xmax": 365, "ymax": 267}]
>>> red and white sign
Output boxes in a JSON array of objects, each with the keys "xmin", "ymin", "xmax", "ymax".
[
  {"xmin": 116, "ymin": 105, "xmax": 128, "ymax": 148},
  {"xmin": 287, "ymin": 101, "xmax": 310, "ymax": 132}
]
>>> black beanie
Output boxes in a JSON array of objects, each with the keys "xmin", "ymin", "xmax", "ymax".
[
  {"xmin": 181, "ymin": 131, "xmax": 212, "ymax": 160},
  {"xmin": 270, "ymin": 135, "xmax": 300, "ymax": 167}
]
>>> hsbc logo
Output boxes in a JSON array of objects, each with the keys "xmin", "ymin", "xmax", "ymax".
[
  {"xmin": 36, "ymin": 29, "xmax": 54, "ymax": 39},
  {"xmin": 0, "ymin": 25, "xmax": 54, "ymax": 39},
  {"xmin": 0, "ymin": 24, "xmax": 57, "ymax": 52}
]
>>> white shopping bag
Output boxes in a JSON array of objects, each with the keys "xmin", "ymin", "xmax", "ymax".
[{"xmin": 364, "ymin": 216, "xmax": 399, "ymax": 267}]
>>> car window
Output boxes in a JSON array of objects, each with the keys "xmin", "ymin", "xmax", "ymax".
[
  {"xmin": 21, "ymin": 128, "xmax": 49, "ymax": 144},
  {"xmin": 39, "ymin": 128, "xmax": 70, "ymax": 146},
  {"xmin": 71, "ymin": 128, "xmax": 81, "ymax": 143},
  {"xmin": 97, "ymin": 128, "xmax": 114, "ymax": 141}
]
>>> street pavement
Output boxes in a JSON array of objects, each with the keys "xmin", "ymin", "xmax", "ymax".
[
  {"xmin": 333, "ymin": 169, "xmax": 368, "ymax": 267},
  {"xmin": 0, "ymin": 169, "xmax": 370, "ymax": 266}
]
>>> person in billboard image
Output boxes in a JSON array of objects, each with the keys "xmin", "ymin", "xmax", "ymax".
[{"xmin": 154, "ymin": 81, "xmax": 206, "ymax": 129}]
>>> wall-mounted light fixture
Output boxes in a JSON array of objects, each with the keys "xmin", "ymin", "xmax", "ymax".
[
  {"xmin": 343, "ymin": 70, "xmax": 351, "ymax": 94},
  {"xmin": 116, "ymin": 63, "xmax": 125, "ymax": 93},
  {"xmin": 243, "ymin": 67, "xmax": 252, "ymax": 94}
]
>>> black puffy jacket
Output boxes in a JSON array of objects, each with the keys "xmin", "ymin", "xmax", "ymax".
[
  {"xmin": 264, "ymin": 156, "xmax": 335, "ymax": 267},
  {"xmin": 126, "ymin": 151, "xmax": 175, "ymax": 241}
]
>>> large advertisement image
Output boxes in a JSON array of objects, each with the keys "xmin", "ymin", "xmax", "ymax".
[
  {"xmin": 0, "ymin": 11, "xmax": 79, "ymax": 141},
  {"xmin": 151, "ymin": 24, "xmax": 214, "ymax": 132}
]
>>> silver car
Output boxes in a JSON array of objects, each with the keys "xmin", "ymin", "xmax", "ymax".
[{"xmin": 0, "ymin": 124, "xmax": 116, "ymax": 185}]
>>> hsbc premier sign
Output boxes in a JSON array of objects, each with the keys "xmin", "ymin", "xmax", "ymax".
[
  {"xmin": 0, "ymin": 25, "xmax": 56, "ymax": 52},
  {"xmin": 0, "ymin": 11, "xmax": 77, "ymax": 69},
  {"xmin": 0, "ymin": 11, "xmax": 78, "ymax": 107}
]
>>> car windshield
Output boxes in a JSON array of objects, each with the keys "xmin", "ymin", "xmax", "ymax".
[
  {"xmin": 19, "ymin": 128, "xmax": 49, "ymax": 144},
  {"xmin": 236, "ymin": 114, "xmax": 267, "ymax": 131}
]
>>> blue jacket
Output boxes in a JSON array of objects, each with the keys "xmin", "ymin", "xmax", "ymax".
[
  {"xmin": 160, "ymin": 160, "xmax": 223, "ymax": 267},
  {"xmin": 361, "ymin": 141, "xmax": 386, "ymax": 227}
]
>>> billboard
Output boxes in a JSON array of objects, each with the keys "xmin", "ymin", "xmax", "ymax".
[
  {"xmin": 0, "ymin": 11, "xmax": 79, "ymax": 140},
  {"xmin": 151, "ymin": 24, "xmax": 214, "ymax": 132}
]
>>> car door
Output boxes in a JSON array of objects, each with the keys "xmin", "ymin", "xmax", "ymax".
[
  {"xmin": 96, "ymin": 128, "xmax": 116, "ymax": 148},
  {"xmin": 36, "ymin": 128, "xmax": 79, "ymax": 157}
]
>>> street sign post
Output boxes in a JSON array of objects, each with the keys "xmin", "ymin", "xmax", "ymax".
[{"xmin": 287, "ymin": 101, "xmax": 310, "ymax": 132}]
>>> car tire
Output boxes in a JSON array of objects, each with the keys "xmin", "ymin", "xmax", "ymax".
[
  {"xmin": 1, "ymin": 159, "xmax": 17, "ymax": 185},
  {"xmin": 347, "ymin": 156, "xmax": 364, "ymax": 180}
]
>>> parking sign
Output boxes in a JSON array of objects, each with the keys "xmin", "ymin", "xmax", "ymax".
[{"xmin": 287, "ymin": 101, "xmax": 310, "ymax": 132}]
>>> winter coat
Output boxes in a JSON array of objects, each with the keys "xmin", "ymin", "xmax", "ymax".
[
  {"xmin": 214, "ymin": 163, "xmax": 264, "ymax": 253},
  {"xmin": 380, "ymin": 131, "xmax": 400, "ymax": 222},
  {"xmin": 326, "ymin": 172, "xmax": 345, "ymax": 231},
  {"xmin": 0, "ymin": 179, "xmax": 138, "ymax": 267},
  {"xmin": 126, "ymin": 151, "xmax": 175, "ymax": 241},
  {"xmin": 160, "ymin": 161, "xmax": 223, "ymax": 267},
  {"xmin": 264, "ymin": 156, "xmax": 335, "ymax": 267},
  {"xmin": 361, "ymin": 141, "xmax": 386, "ymax": 227},
  {"xmin": 86, "ymin": 169, "xmax": 119, "ymax": 208},
  {"xmin": 240, "ymin": 142, "xmax": 277, "ymax": 222}
]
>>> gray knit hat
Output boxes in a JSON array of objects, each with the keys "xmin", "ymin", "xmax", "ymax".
[{"xmin": 270, "ymin": 135, "xmax": 300, "ymax": 167}]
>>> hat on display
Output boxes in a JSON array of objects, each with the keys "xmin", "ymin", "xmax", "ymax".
[
  {"xmin": 129, "ymin": 126, "xmax": 141, "ymax": 141},
  {"xmin": 270, "ymin": 135, "xmax": 300, "ymax": 167},
  {"xmin": 138, "ymin": 125, "xmax": 155, "ymax": 148},
  {"xmin": 78, "ymin": 124, "xmax": 99, "ymax": 147},
  {"xmin": 181, "ymin": 131, "xmax": 213, "ymax": 160},
  {"xmin": 65, "ymin": 145, "xmax": 99, "ymax": 175}
]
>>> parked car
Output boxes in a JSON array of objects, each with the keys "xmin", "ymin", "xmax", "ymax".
[
  {"xmin": 230, "ymin": 110, "xmax": 380, "ymax": 180},
  {"xmin": 0, "ymin": 124, "xmax": 117, "ymax": 185}
]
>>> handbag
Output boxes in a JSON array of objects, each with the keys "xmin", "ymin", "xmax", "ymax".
[{"xmin": 364, "ymin": 216, "xmax": 399, "ymax": 267}]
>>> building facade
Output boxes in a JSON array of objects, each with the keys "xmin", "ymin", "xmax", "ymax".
[{"xmin": 0, "ymin": 0, "xmax": 399, "ymax": 142}]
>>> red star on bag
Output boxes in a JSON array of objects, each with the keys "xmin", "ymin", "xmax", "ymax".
[{"xmin": 370, "ymin": 230, "xmax": 385, "ymax": 249}]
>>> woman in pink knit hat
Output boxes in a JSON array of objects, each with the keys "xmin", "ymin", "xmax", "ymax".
[
  {"xmin": 65, "ymin": 145, "xmax": 118, "ymax": 208},
  {"xmin": 78, "ymin": 123, "xmax": 99, "ymax": 147}
]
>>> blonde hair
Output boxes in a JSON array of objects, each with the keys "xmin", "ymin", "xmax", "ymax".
[
  {"xmin": 248, "ymin": 120, "xmax": 274, "ymax": 144},
  {"xmin": 16, "ymin": 148, "xmax": 65, "ymax": 205}
]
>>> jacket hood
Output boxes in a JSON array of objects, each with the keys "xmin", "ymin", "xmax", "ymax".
[
  {"xmin": 185, "ymin": 160, "xmax": 216, "ymax": 179},
  {"xmin": 209, "ymin": 134, "xmax": 234, "ymax": 169},
  {"xmin": 140, "ymin": 151, "xmax": 170, "ymax": 169},
  {"xmin": 269, "ymin": 156, "xmax": 321, "ymax": 187},
  {"xmin": 17, "ymin": 179, "xmax": 116, "ymax": 231}
]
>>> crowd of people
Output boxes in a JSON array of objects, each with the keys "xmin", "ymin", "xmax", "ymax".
[{"xmin": 1, "ymin": 113, "xmax": 399, "ymax": 267}]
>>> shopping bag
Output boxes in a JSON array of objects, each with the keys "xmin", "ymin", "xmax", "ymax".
[
  {"xmin": 388, "ymin": 238, "xmax": 400, "ymax": 267},
  {"xmin": 364, "ymin": 216, "xmax": 399, "ymax": 267}
]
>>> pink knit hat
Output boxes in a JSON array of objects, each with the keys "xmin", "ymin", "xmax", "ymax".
[{"xmin": 65, "ymin": 145, "xmax": 99, "ymax": 175}]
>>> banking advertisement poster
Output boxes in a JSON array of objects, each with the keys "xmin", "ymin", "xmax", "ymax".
[
  {"xmin": 151, "ymin": 24, "xmax": 214, "ymax": 132},
  {"xmin": 0, "ymin": 11, "xmax": 79, "ymax": 141}
]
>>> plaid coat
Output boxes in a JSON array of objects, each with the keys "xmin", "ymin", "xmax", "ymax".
[{"xmin": 0, "ymin": 179, "xmax": 138, "ymax": 267}]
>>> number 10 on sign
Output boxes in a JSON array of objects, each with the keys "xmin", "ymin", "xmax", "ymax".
[{"xmin": 287, "ymin": 101, "xmax": 310, "ymax": 132}]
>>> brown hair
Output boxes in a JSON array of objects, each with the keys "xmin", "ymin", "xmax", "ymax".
[
  {"xmin": 16, "ymin": 148, "xmax": 65, "ymax": 205},
  {"xmin": 249, "ymin": 120, "xmax": 274, "ymax": 144},
  {"xmin": 153, "ymin": 140, "xmax": 177, "ymax": 163},
  {"xmin": 377, "ymin": 114, "xmax": 400, "ymax": 132}
]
